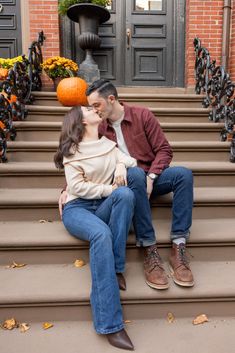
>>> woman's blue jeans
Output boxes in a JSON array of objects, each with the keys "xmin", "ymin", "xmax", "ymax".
[
  {"xmin": 62, "ymin": 186, "xmax": 135, "ymax": 334},
  {"xmin": 126, "ymin": 166, "xmax": 193, "ymax": 245}
]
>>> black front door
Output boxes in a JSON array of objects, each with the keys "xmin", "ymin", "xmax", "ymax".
[
  {"xmin": 61, "ymin": 0, "xmax": 185, "ymax": 86},
  {"xmin": 0, "ymin": 0, "xmax": 22, "ymax": 58}
]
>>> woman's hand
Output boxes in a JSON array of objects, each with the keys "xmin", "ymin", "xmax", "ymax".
[
  {"xmin": 112, "ymin": 183, "xmax": 118, "ymax": 191},
  {"xmin": 59, "ymin": 190, "xmax": 68, "ymax": 218},
  {"xmin": 114, "ymin": 163, "xmax": 127, "ymax": 186}
]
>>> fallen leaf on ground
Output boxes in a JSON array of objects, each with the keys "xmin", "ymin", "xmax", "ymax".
[
  {"xmin": 167, "ymin": 312, "xmax": 175, "ymax": 323},
  {"xmin": 19, "ymin": 323, "xmax": 30, "ymax": 333},
  {"xmin": 43, "ymin": 322, "xmax": 54, "ymax": 330},
  {"xmin": 124, "ymin": 320, "xmax": 132, "ymax": 324},
  {"xmin": 1, "ymin": 318, "xmax": 18, "ymax": 330},
  {"xmin": 74, "ymin": 259, "xmax": 86, "ymax": 268},
  {"xmin": 193, "ymin": 314, "xmax": 209, "ymax": 325},
  {"xmin": 6, "ymin": 261, "xmax": 27, "ymax": 269}
]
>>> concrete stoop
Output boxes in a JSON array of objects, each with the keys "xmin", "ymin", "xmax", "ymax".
[{"xmin": 1, "ymin": 90, "xmax": 234, "ymax": 352}]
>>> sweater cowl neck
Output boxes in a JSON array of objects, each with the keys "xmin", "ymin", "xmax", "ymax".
[{"xmin": 63, "ymin": 136, "xmax": 116, "ymax": 164}]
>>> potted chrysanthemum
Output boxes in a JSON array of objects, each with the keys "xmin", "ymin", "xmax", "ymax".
[{"xmin": 42, "ymin": 56, "xmax": 79, "ymax": 89}]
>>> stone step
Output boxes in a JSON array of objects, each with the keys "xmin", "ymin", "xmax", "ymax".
[
  {"xmin": 0, "ymin": 219, "xmax": 235, "ymax": 264},
  {"xmin": 0, "ymin": 187, "xmax": 235, "ymax": 221},
  {"xmin": 1, "ymin": 161, "xmax": 235, "ymax": 188},
  {"xmin": 1, "ymin": 312, "xmax": 235, "ymax": 353},
  {"xmin": 32, "ymin": 90, "xmax": 204, "ymax": 108},
  {"xmin": 6, "ymin": 140, "xmax": 230, "ymax": 162},
  {"xmin": 26, "ymin": 105, "xmax": 210, "ymax": 123},
  {"xmin": 0, "ymin": 258, "xmax": 235, "ymax": 307},
  {"xmin": 13, "ymin": 121, "xmax": 223, "ymax": 142}
]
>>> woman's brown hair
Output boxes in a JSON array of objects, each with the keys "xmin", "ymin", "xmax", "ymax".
[{"xmin": 54, "ymin": 106, "xmax": 85, "ymax": 169}]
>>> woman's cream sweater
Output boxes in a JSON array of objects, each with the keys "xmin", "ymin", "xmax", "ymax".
[{"xmin": 63, "ymin": 136, "xmax": 137, "ymax": 202}]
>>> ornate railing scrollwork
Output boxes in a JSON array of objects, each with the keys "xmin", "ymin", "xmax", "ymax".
[
  {"xmin": 194, "ymin": 37, "xmax": 235, "ymax": 162},
  {"xmin": 0, "ymin": 31, "xmax": 45, "ymax": 162}
]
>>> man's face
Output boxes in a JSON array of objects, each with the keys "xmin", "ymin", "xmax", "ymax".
[{"xmin": 87, "ymin": 91, "xmax": 114, "ymax": 121}]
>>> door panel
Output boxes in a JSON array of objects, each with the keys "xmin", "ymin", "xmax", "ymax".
[
  {"xmin": 0, "ymin": 0, "xmax": 22, "ymax": 58},
  {"xmin": 125, "ymin": 0, "xmax": 173, "ymax": 85}
]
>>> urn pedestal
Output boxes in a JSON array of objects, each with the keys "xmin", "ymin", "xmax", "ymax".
[{"xmin": 67, "ymin": 4, "xmax": 110, "ymax": 84}]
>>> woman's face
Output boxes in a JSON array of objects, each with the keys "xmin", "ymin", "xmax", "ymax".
[{"xmin": 81, "ymin": 106, "xmax": 102, "ymax": 126}]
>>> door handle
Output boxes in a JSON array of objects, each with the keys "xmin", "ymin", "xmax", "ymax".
[
  {"xmin": 126, "ymin": 28, "xmax": 131, "ymax": 49},
  {"xmin": 0, "ymin": 4, "xmax": 3, "ymax": 13}
]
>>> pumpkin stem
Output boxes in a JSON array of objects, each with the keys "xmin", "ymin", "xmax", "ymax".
[{"xmin": 66, "ymin": 68, "xmax": 76, "ymax": 77}]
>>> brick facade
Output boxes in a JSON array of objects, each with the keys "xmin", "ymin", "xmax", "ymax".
[
  {"xmin": 27, "ymin": 0, "xmax": 235, "ymax": 88},
  {"xmin": 28, "ymin": 0, "xmax": 60, "ymax": 88}
]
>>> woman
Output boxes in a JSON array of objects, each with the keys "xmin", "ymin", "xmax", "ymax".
[{"xmin": 54, "ymin": 106, "xmax": 136, "ymax": 350}]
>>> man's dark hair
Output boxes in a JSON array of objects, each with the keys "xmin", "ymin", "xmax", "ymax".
[{"xmin": 86, "ymin": 79, "xmax": 118, "ymax": 99}]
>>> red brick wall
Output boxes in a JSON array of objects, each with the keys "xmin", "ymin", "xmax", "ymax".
[
  {"xmin": 28, "ymin": 0, "xmax": 235, "ymax": 88},
  {"xmin": 28, "ymin": 0, "xmax": 60, "ymax": 89},
  {"xmin": 185, "ymin": 0, "xmax": 224, "ymax": 87},
  {"xmin": 229, "ymin": 0, "xmax": 235, "ymax": 81}
]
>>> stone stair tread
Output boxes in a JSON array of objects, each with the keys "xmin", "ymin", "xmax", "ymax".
[
  {"xmin": 7, "ymin": 140, "xmax": 230, "ymax": 149},
  {"xmin": 13, "ymin": 121, "xmax": 224, "ymax": 131},
  {"xmin": 27, "ymin": 104, "xmax": 209, "ymax": 114},
  {"xmin": 33, "ymin": 89, "xmax": 201, "ymax": 97},
  {"xmin": 1, "ymin": 187, "xmax": 235, "ymax": 206},
  {"xmin": 1, "ymin": 260, "xmax": 235, "ymax": 305},
  {"xmin": 1, "ymin": 161, "xmax": 235, "ymax": 174},
  {"xmin": 0, "ymin": 218, "xmax": 235, "ymax": 248},
  {"xmin": 0, "ymin": 317, "xmax": 234, "ymax": 353}
]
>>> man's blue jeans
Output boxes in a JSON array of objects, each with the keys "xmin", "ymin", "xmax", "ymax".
[
  {"xmin": 127, "ymin": 166, "xmax": 193, "ymax": 245},
  {"xmin": 62, "ymin": 186, "xmax": 135, "ymax": 334}
]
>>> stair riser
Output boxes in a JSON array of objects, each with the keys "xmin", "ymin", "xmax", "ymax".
[
  {"xmin": 1, "ymin": 246, "xmax": 234, "ymax": 266},
  {"xmin": 0, "ymin": 206, "xmax": 234, "ymax": 221},
  {"xmin": 2, "ymin": 174, "xmax": 235, "ymax": 188},
  {"xmin": 16, "ymin": 131, "xmax": 60, "ymax": 141},
  {"xmin": 7, "ymin": 150, "xmax": 230, "ymax": 162},
  {"xmin": 166, "ymin": 132, "xmax": 221, "ymax": 142},
  {"xmin": 1, "ymin": 301, "xmax": 235, "ymax": 323},
  {"xmin": 33, "ymin": 98, "xmax": 204, "ymax": 108},
  {"xmin": 27, "ymin": 113, "xmax": 210, "ymax": 124},
  {"xmin": 15, "ymin": 130, "xmax": 222, "ymax": 142}
]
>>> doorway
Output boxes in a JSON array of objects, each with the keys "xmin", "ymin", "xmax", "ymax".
[{"xmin": 61, "ymin": 0, "xmax": 185, "ymax": 86}]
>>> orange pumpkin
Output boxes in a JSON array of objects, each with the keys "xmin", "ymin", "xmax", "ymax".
[
  {"xmin": 0, "ymin": 68, "xmax": 8, "ymax": 80},
  {"xmin": 0, "ymin": 121, "xmax": 5, "ymax": 130},
  {"xmin": 1, "ymin": 91, "xmax": 17, "ymax": 103},
  {"xmin": 56, "ymin": 77, "xmax": 88, "ymax": 106}
]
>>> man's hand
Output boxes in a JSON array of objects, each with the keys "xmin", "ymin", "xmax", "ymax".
[
  {"xmin": 146, "ymin": 176, "xmax": 154, "ymax": 199},
  {"xmin": 114, "ymin": 163, "xmax": 127, "ymax": 187},
  {"xmin": 59, "ymin": 190, "xmax": 68, "ymax": 218}
]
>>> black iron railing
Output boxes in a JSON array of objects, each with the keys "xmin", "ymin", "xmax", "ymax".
[
  {"xmin": 194, "ymin": 37, "xmax": 235, "ymax": 162},
  {"xmin": 0, "ymin": 31, "xmax": 45, "ymax": 162}
]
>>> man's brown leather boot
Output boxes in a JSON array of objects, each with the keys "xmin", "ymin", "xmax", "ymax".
[
  {"xmin": 169, "ymin": 243, "xmax": 194, "ymax": 287},
  {"xmin": 144, "ymin": 244, "xmax": 169, "ymax": 290}
]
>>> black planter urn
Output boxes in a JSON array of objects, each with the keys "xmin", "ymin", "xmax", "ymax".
[{"xmin": 67, "ymin": 3, "xmax": 110, "ymax": 84}]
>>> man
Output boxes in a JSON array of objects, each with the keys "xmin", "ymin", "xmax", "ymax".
[{"xmin": 60, "ymin": 79, "xmax": 194, "ymax": 289}]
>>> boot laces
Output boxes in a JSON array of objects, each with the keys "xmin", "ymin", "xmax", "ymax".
[
  {"xmin": 178, "ymin": 244, "xmax": 190, "ymax": 269},
  {"xmin": 146, "ymin": 248, "xmax": 164, "ymax": 272}
]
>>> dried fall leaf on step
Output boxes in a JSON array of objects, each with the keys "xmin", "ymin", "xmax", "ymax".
[
  {"xmin": 74, "ymin": 259, "xmax": 85, "ymax": 268},
  {"xmin": 6, "ymin": 261, "xmax": 27, "ymax": 269},
  {"xmin": 43, "ymin": 322, "xmax": 54, "ymax": 330},
  {"xmin": 193, "ymin": 314, "xmax": 209, "ymax": 325},
  {"xmin": 167, "ymin": 312, "xmax": 175, "ymax": 323},
  {"xmin": 19, "ymin": 323, "xmax": 30, "ymax": 333},
  {"xmin": 1, "ymin": 318, "xmax": 18, "ymax": 330},
  {"xmin": 124, "ymin": 320, "xmax": 132, "ymax": 324}
]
